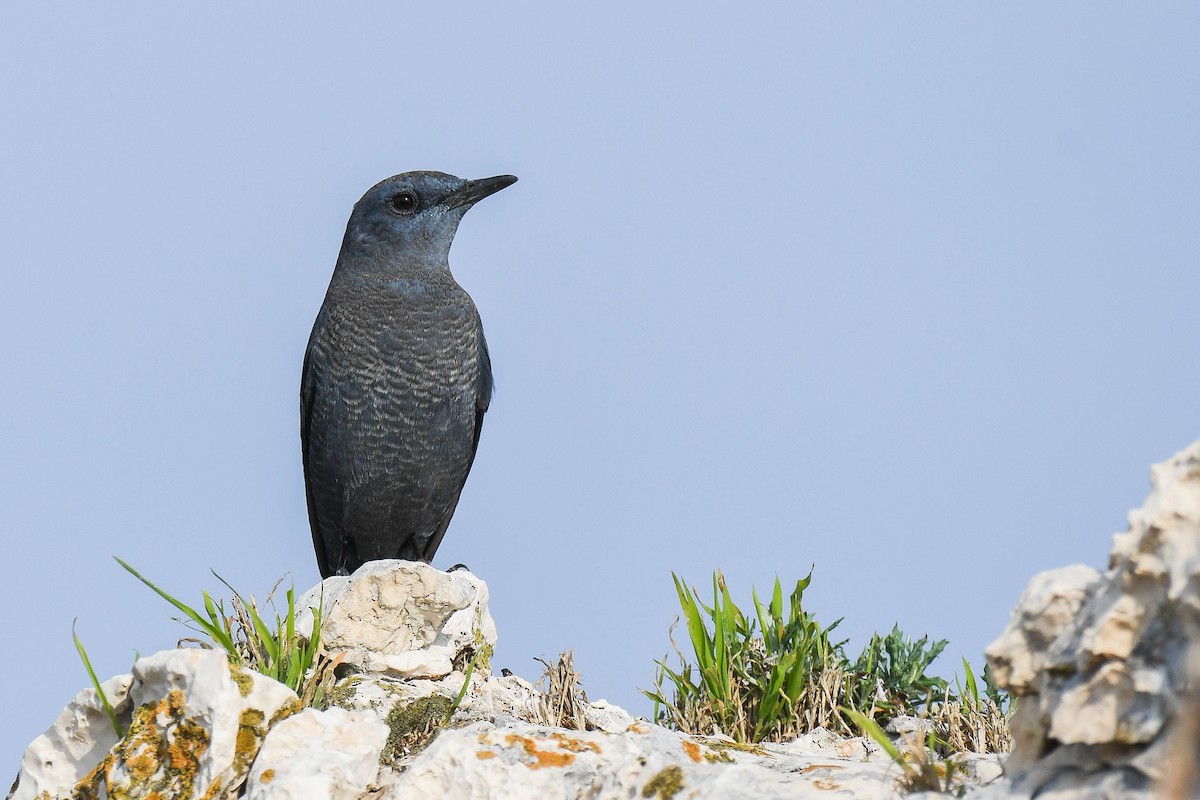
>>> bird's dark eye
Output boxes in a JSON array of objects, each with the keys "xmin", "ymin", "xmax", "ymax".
[{"xmin": 388, "ymin": 191, "xmax": 418, "ymax": 214}]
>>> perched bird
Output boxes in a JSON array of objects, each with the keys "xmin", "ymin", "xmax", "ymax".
[{"xmin": 301, "ymin": 171, "xmax": 517, "ymax": 578}]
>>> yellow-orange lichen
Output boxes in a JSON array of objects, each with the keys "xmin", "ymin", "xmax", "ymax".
[
  {"xmin": 234, "ymin": 708, "xmax": 268, "ymax": 775},
  {"xmin": 475, "ymin": 751, "xmax": 496, "ymax": 760},
  {"xmin": 198, "ymin": 774, "xmax": 225, "ymax": 800},
  {"xmin": 229, "ymin": 665, "xmax": 255, "ymax": 698},
  {"xmin": 503, "ymin": 734, "xmax": 576, "ymax": 769},
  {"xmin": 260, "ymin": 768, "xmax": 276, "ymax": 783},
  {"xmin": 681, "ymin": 740, "xmax": 703, "ymax": 763},
  {"xmin": 72, "ymin": 687, "xmax": 213, "ymax": 800},
  {"xmin": 642, "ymin": 764, "xmax": 685, "ymax": 798},
  {"xmin": 269, "ymin": 697, "xmax": 302, "ymax": 727},
  {"xmin": 548, "ymin": 732, "xmax": 601, "ymax": 754}
]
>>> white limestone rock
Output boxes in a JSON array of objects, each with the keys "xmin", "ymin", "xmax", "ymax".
[
  {"xmin": 328, "ymin": 672, "xmax": 460, "ymax": 717},
  {"xmin": 986, "ymin": 565, "xmax": 1102, "ymax": 695},
  {"xmin": 11, "ymin": 673, "xmax": 133, "ymax": 800},
  {"xmin": 953, "ymin": 751, "xmax": 1005, "ymax": 787},
  {"xmin": 327, "ymin": 670, "xmax": 532, "ymax": 725},
  {"xmin": 886, "ymin": 714, "xmax": 933, "ymax": 741},
  {"xmin": 297, "ymin": 560, "xmax": 496, "ymax": 680},
  {"xmin": 376, "ymin": 718, "xmax": 912, "ymax": 800},
  {"xmin": 13, "ymin": 649, "xmax": 301, "ymax": 800},
  {"xmin": 784, "ymin": 726, "xmax": 852, "ymax": 755},
  {"xmin": 324, "ymin": 660, "xmax": 638, "ymax": 741},
  {"xmin": 582, "ymin": 698, "xmax": 635, "ymax": 733},
  {"xmin": 243, "ymin": 707, "xmax": 388, "ymax": 800},
  {"xmin": 985, "ymin": 439, "xmax": 1200, "ymax": 798}
]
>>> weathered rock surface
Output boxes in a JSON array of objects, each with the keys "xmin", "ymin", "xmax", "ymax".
[
  {"xmin": 12, "ymin": 649, "xmax": 300, "ymax": 800},
  {"xmin": 243, "ymin": 707, "xmax": 388, "ymax": 800},
  {"xmin": 984, "ymin": 439, "xmax": 1200, "ymax": 799},
  {"xmin": 12, "ymin": 673, "xmax": 133, "ymax": 800},
  {"xmin": 296, "ymin": 559, "xmax": 496, "ymax": 680},
  {"xmin": 373, "ymin": 719, "xmax": 917, "ymax": 800}
]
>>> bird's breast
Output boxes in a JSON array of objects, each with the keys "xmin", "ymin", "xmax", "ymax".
[{"xmin": 313, "ymin": 288, "xmax": 484, "ymax": 401}]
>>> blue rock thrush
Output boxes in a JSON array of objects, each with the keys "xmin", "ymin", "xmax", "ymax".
[{"xmin": 301, "ymin": 171, "xmax": 517, "ymax": 577}]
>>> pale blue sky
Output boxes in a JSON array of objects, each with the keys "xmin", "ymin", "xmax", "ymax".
[{"xmin": 3, "ymin": 3, "xmax": 1197, "ymax": 766}]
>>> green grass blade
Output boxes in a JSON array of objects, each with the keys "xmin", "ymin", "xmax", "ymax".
[
  {"xmin": 309, "ymin": 591, "xmax": 324, "ymax": 655},
  {"xmin": 962, "ymin": 657, "xmax": 979, "ymax": 707},
  {"xmin": 796, "ymin": 566, "xmax": 813, "ymax": 594},
  {"xmin": 285, "ymin": 588, "xmax": 296, "ymax": 645},
  {"xmin": 718, "ymin": 572, "xmax": 738, "ymax": 642},
  {"xmin": 247, "ymin": 604, "xmax": 280, "ymax": 669},
  {"xmin": 201, "ymin": 592, "xmax": 223, "ymax": 630},
  {"xmin": 782, "ymin": 651, "xmax": 808, "ymax": 704},
  {"xmin": 673, "ymin": 574, "xmax": 712, "ymax": 673},
  {"xmin": 446, "ymin": 650, "xmax": 479, "ymax": 724},
  {"xmin": 711, "ymin": 575, "xmax": 729, "ymax": 699},
  {"xmin": 770, "ymin": 576, "xmax": 784, "ymax": 624},
  {"xmin": 843, "ymin": 707, "xmax": 903, "ymax": 764},
  {"xmin": 212, "ymin": 570, "xmax": 283, "ymax": 671},
  {"xmin": 72, "ymin": 621, "xmax": 122, "ymax": 737},
  {"xmin": 755, "ymin": 651, "xmax": 797, "ymax": 739},
  {"xmin": 752, "ymin": 585, "xmax": 773, "ymax": 651},
  {"xmin": 115, "ymin": 557, "xmax": 237, "ymax": 653}
]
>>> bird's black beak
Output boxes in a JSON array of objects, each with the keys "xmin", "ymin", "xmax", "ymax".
[{"xmin": 446, "ymin": 174, "xmax": 518, "ymax": 210}]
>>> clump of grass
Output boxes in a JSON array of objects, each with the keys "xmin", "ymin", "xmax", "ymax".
[
  {"xmin": 926, "ymin": 659, "xmax": 1012, "ymax": 754},
  {"xmin": 645, "ymin": 569, "xmax": 846, "ymax": 742},
  {"xmin": 112, "ymin": 557, "xmax": 333, "ymax": 705},
  {"xmin": 73, "ymin": 559, "xmax": 335, "ymax": 737},
  {"xmin": 646, "ymin": 568, "xmax": 1012, "ymax": 756}
]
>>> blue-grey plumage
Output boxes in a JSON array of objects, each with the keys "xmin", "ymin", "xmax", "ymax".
[{"xmin": 302, "ymin": 171, "xmax": 516, "ymax": 577}]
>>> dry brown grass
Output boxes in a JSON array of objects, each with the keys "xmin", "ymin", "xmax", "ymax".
[
  {"xmin": 926, "ymin": 687, "xmax": 1012, "ymax": 755},
  {"xmin": 793, "ymin": 663, "xmax": 853, "ymax": 735},
  {"xmin": 535, "ymin": 650, "xmax": 589, "ymax": 730},
  {"xmin": 654, "ymin": 660, "xmax": 862, "ymax": 742}
]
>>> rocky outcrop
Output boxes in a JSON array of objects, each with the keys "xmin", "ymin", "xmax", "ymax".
[
  {"xmin": 984, "ymin": 439, "xmax": 1200, "ymax": 798},
  {"xmin": 369, "ymin": 720, "xmax": 921, "ymax": 799},
  {"xmin": 244, "ymin": 707, "xmax": 387, "ymax": 800},
  {"xmin": 12, "ymin": 649, "xmax": 299, "ymax": 800},
  {"xmin": 13, "ymin": 439, "xmax": 1200, "ymax": 799},
  {"xmin": 295, "ymin": 561, "xmax": 496, "ymax": 680},
  {"xmin": 14, "ymin": 561, "xmax": 992, "ymax": 799}
]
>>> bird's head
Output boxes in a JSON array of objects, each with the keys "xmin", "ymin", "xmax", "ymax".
[{"xmin": 342, "ymin": 171, "xmax": 518, "ymax": 271}]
